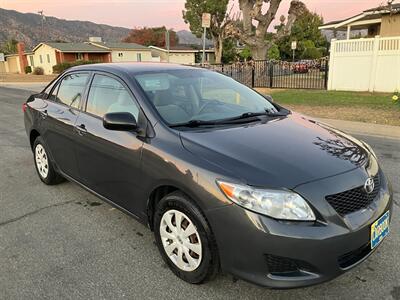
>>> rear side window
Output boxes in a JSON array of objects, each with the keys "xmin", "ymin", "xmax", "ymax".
[
  {"xmin": 53, "ymin": 73, "xmax": 89, "ymax": 109},
  {"xmin": 86, "ymin": 74, "xmax": 139, "ymax": 120}
]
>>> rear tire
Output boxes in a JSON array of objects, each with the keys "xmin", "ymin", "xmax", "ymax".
[
  {"xmin": 154, "ymin": 191, "xmax": 219, "ymax": 284},
  {"xmin": 33, "ymin": 136, "xmax": 64, "ymax": 185}
]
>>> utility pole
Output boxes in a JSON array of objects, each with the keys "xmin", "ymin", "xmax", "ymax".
[{"xmin": 38, "ymin": 10, "xmax": 45, "ymax": 41}]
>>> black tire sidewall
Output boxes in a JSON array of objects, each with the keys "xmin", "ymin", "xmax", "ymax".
[{"xmin": 154, "ymin": 192, "xmax": 218, "ymax": 284}]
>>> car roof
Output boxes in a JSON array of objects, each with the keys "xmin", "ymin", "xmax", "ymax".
[{"xmin": 68, "ymin": 62, "xmax": 202, "ymax": 76}]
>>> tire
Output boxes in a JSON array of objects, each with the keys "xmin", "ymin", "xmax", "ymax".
[
  {"xmin": 154, "ymin": 191, "xmax": 219, "ymax": 284},
  {"xmin": 33, "ymin": 136, "xmax": 64, "ymax": 185}
]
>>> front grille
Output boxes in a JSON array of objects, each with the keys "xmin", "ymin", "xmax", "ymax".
[
  {"xmin": 265, "ymin": 254, "xmax": 315, "ymax": 275},
  {"xmin": 338, "ymin": 243, "xmax": 372, "ymax": 269},
  {"xmin": 326, "ymin": 174, "xmax": 381, "ymax": 216}
]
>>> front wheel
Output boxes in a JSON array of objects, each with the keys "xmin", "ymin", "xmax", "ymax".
[
  {"xmin": 154, "ymin": 191, "xmax": 219, "ymax": 284},
  {"xmin": 33, "ymin": 136, "xmax": 64, "ymax": 185}
]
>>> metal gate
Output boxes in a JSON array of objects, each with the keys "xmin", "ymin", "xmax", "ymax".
[{"xmin": 207, "ymin": 58, "xmax": 329, "ymax": 90}]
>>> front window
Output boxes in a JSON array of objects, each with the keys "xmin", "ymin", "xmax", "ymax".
[
  {"xmin": 136, "ymin": 53, "xmax": 142, "ymax": 62},
  {"xmin": 86, "ymin": 74, "xmax": 139, "ymax": 120},
  {"xmin": 134, "ymin": 69, "xmax": 278, "ymax": 126}
]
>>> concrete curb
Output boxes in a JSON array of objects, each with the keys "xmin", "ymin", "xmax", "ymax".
[{"xmin": 317, "ymin": 118, "xmax": 400, "ymax": 140}]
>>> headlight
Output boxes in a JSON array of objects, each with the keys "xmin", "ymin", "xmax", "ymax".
[{"xmin": 217, "ymin": 180, "xmax": 316, "ymax": 221}]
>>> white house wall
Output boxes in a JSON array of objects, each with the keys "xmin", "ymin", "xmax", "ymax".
[{"xmin": 111, "ymin": 50, "xmax": 152, "ymax": 62}]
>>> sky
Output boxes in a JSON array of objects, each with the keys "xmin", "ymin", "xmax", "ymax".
[{"xmin": 0, "ymin": 0, "xmax": 387, "ymax": 30}]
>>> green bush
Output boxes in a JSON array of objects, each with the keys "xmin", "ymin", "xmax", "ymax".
[
  {"xmin": 32, "ymin": 67, "xmax": 44, "ymax": 75},
  {"xmin": 24, "ymin": 66, "xmax": 32, "ymax": 74},
  {"xmin": 52, "ymin": 60, "xmax": 100, "ymax": 74},
  {"xmin": 267, "ymin": 43, "xmax": 280, "ymax": 60}
]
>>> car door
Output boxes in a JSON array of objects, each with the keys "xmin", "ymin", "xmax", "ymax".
[
  {"xmin": 40, "ymin": 72, "xmax": 90, "ymax": 179},
  {"xmin": 74, "ymin": 73, "xmax": 145, "ymax": 213}
]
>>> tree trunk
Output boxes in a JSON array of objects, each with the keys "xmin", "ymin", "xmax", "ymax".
[
  {"xmin": 214, "ymin": 37, "xmax": 223, "ymax": 64},
  {"xmin": 251, "ymin": 43, "xmax": 269, "ymax": 60}
]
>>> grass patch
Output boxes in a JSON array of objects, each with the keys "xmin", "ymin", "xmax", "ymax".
[{"xmin": 262, "ymin": 89, "xmax": 400, "ymax": 126}]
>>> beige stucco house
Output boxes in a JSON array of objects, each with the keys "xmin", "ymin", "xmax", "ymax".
[
  {"xmin": 149, "ymin": 46, "xmax": 215, "ymax": 65},
  {"xmin": 319, "ymin": 3, "xmax": 400, "ymax": 39},
  {"xmin": 89, "ymin": 41, "xmax": 155, "ymax": 63}
]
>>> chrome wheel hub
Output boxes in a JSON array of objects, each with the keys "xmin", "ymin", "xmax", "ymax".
[
  {"xmin": 160, "ymin": 209, "xmax": 202, "ymax": 272},
  {"xmin": 35, "ymin": 144, "xmax": 49, "ymax": 179}
]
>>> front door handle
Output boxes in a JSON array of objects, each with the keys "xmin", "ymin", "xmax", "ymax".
[
  {"xmin": 39, "ymin": 110, "xmax": 48, "ymax": 119},
  {"xmin": 74, "ymin": 124, "xmax": 87, "ymax": 136}
]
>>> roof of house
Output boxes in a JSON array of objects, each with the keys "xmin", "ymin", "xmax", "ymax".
[
  {"xmin": 149, "ymin": 45, "xmax": 214, "ymax": 53},
  {"xmin": 90, "ymin": 42, "xmax": 150, "ymax": 51},
  {"xmin": 319, "ymin": 4, "xmax": 400, "ymax": 30},
  {"xmin": 34, "ymin": 42, "xmax": 110, "ymax": 53}
]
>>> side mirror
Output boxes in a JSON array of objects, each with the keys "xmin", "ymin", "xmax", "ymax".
[{"xmin": 103, "ymin": 112, "xmax": 138, "ymax": 131}]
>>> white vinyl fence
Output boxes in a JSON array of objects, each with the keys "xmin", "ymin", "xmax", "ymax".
[{"xmin": 328, "ymin": 36, "xmax": 400, "ymax": 92}]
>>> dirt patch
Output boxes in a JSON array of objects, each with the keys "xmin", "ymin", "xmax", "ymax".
[
  {"xmin": 0, "ymin": 73, "xmax": 56, "ymax": 83},
  {"xmin": 283, "ymin": 104, "xmax": 400, "ymax": 126}
]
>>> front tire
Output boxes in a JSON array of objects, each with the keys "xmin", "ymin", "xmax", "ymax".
[
  {"xmin": 154, "ymin": 191, "xmax": 219, "ymax": 284},
  {"xmin": 33, "ymin": 136, "xmax": 64, "ymax": 185}
]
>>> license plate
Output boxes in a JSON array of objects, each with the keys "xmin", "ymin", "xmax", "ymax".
[{"xmin": 370, "ymin": 211, "xmax": 390, "ymax": 249}]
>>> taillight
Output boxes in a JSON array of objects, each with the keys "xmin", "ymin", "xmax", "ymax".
[{"xmin": 22, "ymin": 103, "xmax": 28, "ymax": 113}]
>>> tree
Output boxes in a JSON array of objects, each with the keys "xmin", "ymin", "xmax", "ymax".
[
  {"xmin": 267, "ymin": 43, "xmax": 280, "ymax": 60},
  {"xmin": 238, "ymin": 46, "xmax": 252, "ymax": 61},
  {"xmin": 0, "ymin": 39, "xmax": 18, "ymax": 55},
  {"xmin": 226, "ymin": 0, "xmax": 307, "ymax": 60},
  {"xmin": 123, "ymin": 27, "xmax": 178, "ymax": 47},
  {"xmin": 183, "ymin": 0, "xmax": 230, "ymax": 63},
  {"xmin": 276, "ymin": 9, "xmax": 327, "ymax": 59},
  {"xmin": 221, "ymin": 39, "xmax": 237, "ymax": 63}
]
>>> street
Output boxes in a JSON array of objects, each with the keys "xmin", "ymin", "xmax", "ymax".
[{"xmin": 0, "ymin": 86, "xmax": 399, "ymax": 299}]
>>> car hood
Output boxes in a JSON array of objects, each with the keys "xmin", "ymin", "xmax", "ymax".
[{"xmin": 180, "ymin": 113, "xmax": 369, "ymax": 188}]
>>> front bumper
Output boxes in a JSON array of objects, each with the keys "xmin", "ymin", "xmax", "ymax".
[{"xmin": 206, "ymin": 168, "xmax": 393, "ymax": 289}]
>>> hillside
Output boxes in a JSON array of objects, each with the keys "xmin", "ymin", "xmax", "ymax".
[{"xmin": 0, "ymin": 8, "xmax": 130, "ymax": 49}]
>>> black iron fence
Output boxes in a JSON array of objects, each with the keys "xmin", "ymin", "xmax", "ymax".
[{"xmin": 206, "ymin": 58, "xmax": 329, "ymax": 90}]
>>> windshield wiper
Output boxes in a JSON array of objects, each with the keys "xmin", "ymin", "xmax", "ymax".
[{"xmin": 170, "ymin": 109, "xmax": 288, "ymax": 128}]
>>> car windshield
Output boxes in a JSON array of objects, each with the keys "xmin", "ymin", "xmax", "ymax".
[{"xmin": 134, "ymin": 69, "xmax": 279, "ymax": 126}]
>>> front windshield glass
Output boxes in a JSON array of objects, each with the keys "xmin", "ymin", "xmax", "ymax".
[{"xmin": 134, "ymin": 69, "xmax": 278, "ymax": 126}]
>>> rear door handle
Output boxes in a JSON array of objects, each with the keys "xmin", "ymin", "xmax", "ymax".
[
  {"xmin": 39, "ymin": 110, "xmax": 48, "ymax": 119},
  {"xmin": 74, "ymin": 124, "xmax": 87, "ymax": 136}
]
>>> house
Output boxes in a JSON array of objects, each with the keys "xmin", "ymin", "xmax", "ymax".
[
  {"xmin": 149, "ymin": 46, "xmax": 215, "ymax": 65},
  {"xmin": 319, "ymin": 3, "xmax": 400, "ymax": 39},
  {"xmin": 88, "ymin": 41, "xmax": 154, "ymax": 63},
  {"xmin": 320, "ymin": 3, "xmax": 400, "ymax": 92},
  {"xmin": 1, "ymin": 38, "xmax": 157, "ymax": 75},
  {"xmin": 29, "ymin": 42, "xmax": 112, "ymax": 74}
]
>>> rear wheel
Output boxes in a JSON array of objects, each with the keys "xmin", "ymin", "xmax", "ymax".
[
  {"xmin": 33, "ymin": 136, "xmax": 64, "ymax": 185},
  {"xmin": 154, "ymin": 191, "xmax": 219, "ymax": 284}
]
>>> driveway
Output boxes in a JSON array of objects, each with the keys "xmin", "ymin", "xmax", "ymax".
[{"xmin": 0, "ymin": 86, "xmax": 399, "ymax": 299}]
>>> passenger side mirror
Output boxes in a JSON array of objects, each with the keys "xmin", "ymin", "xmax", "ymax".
[{"xmin": 103, "ymin": 112, "xmax": 139, "ymax": 131}]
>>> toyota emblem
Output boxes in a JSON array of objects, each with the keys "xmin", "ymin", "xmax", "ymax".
[{"xmin": 364, "ymin": 177, "xmax": 375, "ymax": 194}]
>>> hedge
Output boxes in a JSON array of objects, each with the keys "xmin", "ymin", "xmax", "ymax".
[{"xmin": 52, "ymin": 60, "xmax": 100, "ymax": 74}]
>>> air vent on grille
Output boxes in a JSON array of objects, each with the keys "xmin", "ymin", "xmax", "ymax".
[{"xmin": 326, "ymin": 174, "xmax": 380, "ymax": 216}]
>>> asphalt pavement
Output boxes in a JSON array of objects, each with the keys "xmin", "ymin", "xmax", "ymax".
[{"xmin": 0, "ymin": 86, "xmax": 399, "ymax": 300}]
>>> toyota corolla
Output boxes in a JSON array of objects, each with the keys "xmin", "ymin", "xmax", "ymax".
[{"xmin": 23, "ymin": 63, "xmax": 393, "ymax": 288}]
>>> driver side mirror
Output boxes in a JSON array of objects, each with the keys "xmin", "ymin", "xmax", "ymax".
[{"xmin": 103, "ymin": 112, "xmax": 139, "ymax": 131}]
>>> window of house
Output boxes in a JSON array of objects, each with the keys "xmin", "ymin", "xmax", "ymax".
[
  {"xmin": 76, "ymin": 53, "xmax": 84, "ymax": 60},
  {"xmin": 118, "ymin": 52, "xmax": 123, "ymax": 57},
  {"xmin": 29, "ymin": 56, "xmax": 34, "ymax": 67},
  {"xmin": 136, "ymin": 53, "xmax": 142, "ymax": 62},
  {"xmin": 86, "ymin": 74, "xmax": 139, "ymax": 120},
  {"xmin": 47, "ymin": 54, "xmax": 50, "ymax": 63},
  {"xmin": 52, "ymin": 73, "xmax": 89, "ymax": 109},
  {"xmin": 39, "ymin": 55, "xmax": 43, "ymax": 64}
]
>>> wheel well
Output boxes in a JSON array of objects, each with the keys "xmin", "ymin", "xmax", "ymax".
[
  {"xmin": 147, "ymin": 185, "xmax": 179, "ymax": 230},
  {"xmin": 30, "ymin": 130, "xmax": 40, "ymax": 150}
]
